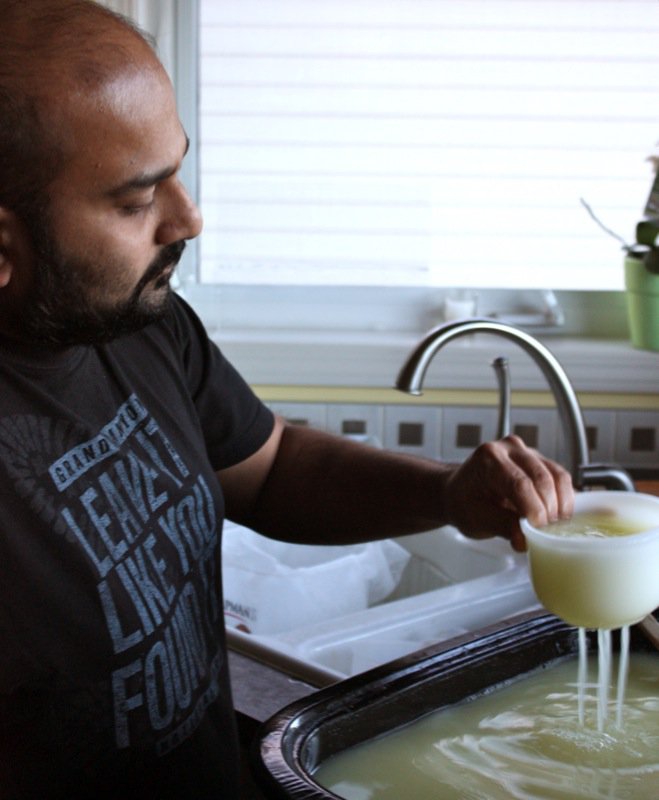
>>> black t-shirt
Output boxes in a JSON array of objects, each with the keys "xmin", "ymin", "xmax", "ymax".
[{"xmin": 0, "ymin": 295, "xmax": 274, "ymax": 798}]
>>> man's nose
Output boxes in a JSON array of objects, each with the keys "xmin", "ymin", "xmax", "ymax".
[{"xmin": 156, "ymin": 179, "xmax": 203, "ymax": 245}]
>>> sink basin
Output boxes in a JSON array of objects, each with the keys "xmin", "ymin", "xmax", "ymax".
[
  {"xmin": 225, "ymin": 526, "xmax": 539, "ymax": 684},
  {"xmin": 252, "ymin": 614, "xmax": 658, "ymax": 800}
]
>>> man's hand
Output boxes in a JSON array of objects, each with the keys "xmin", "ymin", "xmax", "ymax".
[{"xmin": 442, "ymin": 435, "xmax": 574, "ymax": 551}]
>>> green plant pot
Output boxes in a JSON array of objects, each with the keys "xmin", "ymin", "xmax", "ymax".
[{"xmin": 624, "ymin": 252, "xmax": 659, "ymax": 352}]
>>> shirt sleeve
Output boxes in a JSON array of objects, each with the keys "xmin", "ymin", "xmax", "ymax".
[{"xmin": 164, "ymin": 294, "xmax": 275, "ymax": 471}]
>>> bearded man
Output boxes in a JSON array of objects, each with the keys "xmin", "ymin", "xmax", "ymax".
[{"xmin": 0, "ymin": 1, "xmax": 573, "ymax": 796}]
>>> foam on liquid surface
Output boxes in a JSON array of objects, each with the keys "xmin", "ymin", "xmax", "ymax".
[{"xmin": 540, "ymin": 511, "xmax": 646, "ymax": 538}]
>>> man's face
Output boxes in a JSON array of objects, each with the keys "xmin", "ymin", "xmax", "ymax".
[
  {"xmin": 6, "ymin": 58, "xmax": 202, "ymax": 346},
  {"xmin": 18, "ymin": 208, "xmax": 186, "ymax": 345}
]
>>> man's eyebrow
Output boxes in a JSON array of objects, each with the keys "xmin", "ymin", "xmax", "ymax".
[{"xmin": 108, "ymin": 135, "xmax": 190, "ymax": 197}]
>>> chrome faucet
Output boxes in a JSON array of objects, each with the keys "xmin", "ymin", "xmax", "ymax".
[{"xmin": 396, "ymin": 318, "xmax": 635, "ymax": 491}]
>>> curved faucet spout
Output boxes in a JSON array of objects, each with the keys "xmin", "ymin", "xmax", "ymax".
[{"xmin": 395, "ymin": 318, "xmax": 590, "ymax": 486}]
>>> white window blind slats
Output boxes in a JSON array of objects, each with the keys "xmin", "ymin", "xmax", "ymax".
[
  {"xmin": 200, "ymin": 145, "xmax": 645, "ymax": 180},
  {"xmin": 202, "ymin": 57, "xmax": 658, "ymax": 91},
  {"xmin": 204, "ymin": 57, "xmax": 656, "ymax": 94},
  {"xmin": 202, "ymin": 28, "xmax": 658, "ymax": 61},
  {"xmin": 200, "ymin": 0, "xmax": 657, "ymax": 29},
  {"xmin": 199, "ymin": 0, "xmax": 659, "ymax": 290},
  {"xmin": 202, "ymin": 90, "xmax": 657, "ymax": 126},
  {"xmin": 201, "ymin": 121, "xmax": 653, "ymax": 154}
]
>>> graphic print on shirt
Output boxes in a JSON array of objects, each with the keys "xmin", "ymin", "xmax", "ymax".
[{"xmin": 0, "ymin": 394, "xmax": 223, "ymax": 755}]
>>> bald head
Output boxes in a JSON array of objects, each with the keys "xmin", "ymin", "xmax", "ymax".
[{"xmin": 0, "ymin": 0, "xmax": 161, "ymax": 216}]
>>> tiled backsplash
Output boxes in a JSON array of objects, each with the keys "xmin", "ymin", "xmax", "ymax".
[{"xmin": 266, "ymin": 401, "xmax": 659, "ymax": 475}]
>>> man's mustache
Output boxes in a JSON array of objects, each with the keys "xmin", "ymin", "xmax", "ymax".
[{"xmin": 133, "ymin": 240, "xmax": 186, "ymax": 296}]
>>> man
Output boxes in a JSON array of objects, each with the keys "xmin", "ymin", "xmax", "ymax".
[{"xmin": 0, "ymin": 1, "xmax": 574, "ymax": 796}]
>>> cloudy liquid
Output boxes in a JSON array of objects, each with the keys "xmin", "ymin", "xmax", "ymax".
[{"xmin": 314, "ymin": 652, "xmax": 659, "ymax": 800}]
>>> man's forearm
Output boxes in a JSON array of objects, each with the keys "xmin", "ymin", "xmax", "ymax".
[{"xmin": 239, "ymin": 423, "xmax": 454, "ymax": 545}]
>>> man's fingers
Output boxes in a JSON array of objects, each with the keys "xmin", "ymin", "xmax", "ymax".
[
  {"xmin": 500, "ymin": 435, "xmax": 574, "ymax": 525},
  {"xmin": 505, "ymin": 446, "xmax": 558, "ymax": 525},
  {"xmin": 444, "ymin": 434, "xmax": 575, "ymax": 552}
]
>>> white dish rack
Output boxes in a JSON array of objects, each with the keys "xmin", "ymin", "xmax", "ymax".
[{"xmin": 225, "ymin": 526, "xmax": 541, "ymax": 686}]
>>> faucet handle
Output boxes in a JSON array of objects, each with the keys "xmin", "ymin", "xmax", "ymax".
[{"xmin": 578, "ymin": 463, "xmax": 636, "ymax": 492}]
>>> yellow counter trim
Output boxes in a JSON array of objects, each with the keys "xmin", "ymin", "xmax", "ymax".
[{"xmin": 252, "ymin": 386, "xmax": 659, "ymax": 410}]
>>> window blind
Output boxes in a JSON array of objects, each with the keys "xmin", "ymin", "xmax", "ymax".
[{"xmin": 199, "ymin": 0, "xmax": 659, "ymax": 290}]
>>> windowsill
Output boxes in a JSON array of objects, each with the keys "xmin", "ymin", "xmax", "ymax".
[
  {"xmin": 183, "ymin": 284, "xmax": 657, "ymax": 398},
  {"xmin": 208, "ymin": 328, "xmax": 659, "ymax": 396}
]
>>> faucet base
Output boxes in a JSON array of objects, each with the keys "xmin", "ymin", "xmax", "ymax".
[{"xmin": 578, "ymin": 464, "xmax": 636, "ymax": 492}]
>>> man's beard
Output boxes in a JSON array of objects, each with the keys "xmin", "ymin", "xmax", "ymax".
[{"xmin": 17, "ymin": 217, "xmax": 186, "ymax": 347}]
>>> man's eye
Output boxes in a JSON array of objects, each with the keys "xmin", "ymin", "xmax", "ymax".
[{"xmin": 121, "ymin": 201, "xmax": 154, "ymax": 216}]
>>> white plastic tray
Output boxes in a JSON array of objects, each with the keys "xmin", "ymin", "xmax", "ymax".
[{"xmin": 226, "ymin": 527, "xmax": 540, "ymax": 685}]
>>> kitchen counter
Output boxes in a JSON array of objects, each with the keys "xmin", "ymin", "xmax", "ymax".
[
  {"xmin": 230, "ymin": 650, "xmax": 319, "ymax": 798},
  {"xmin": 637, "ymin": 480, "xmax": 659, "ymax": 496},
  {"xmin": 230, "ymin": 650, "xmax": 318, "ymax": 729}
]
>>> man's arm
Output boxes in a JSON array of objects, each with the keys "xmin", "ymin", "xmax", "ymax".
[{"xmin": 216, "ymin": 416, "xmax": 574, "ymax": 552}]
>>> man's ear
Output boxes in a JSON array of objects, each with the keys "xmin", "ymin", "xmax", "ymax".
[{"xmin": 0, "ymin": 206, "xmax": 30, "ymax": 288}]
